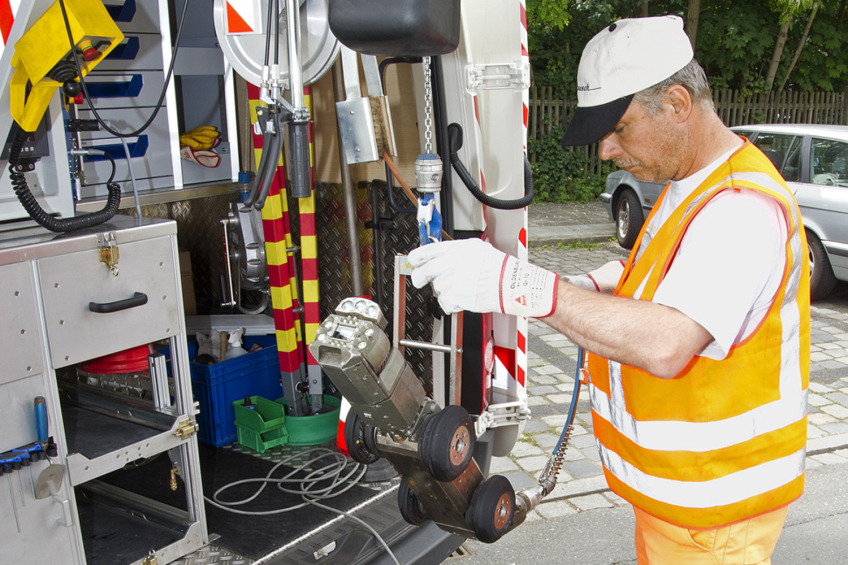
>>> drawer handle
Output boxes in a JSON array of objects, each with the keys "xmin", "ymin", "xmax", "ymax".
[{"xmin": 89, "ymin": 292, "xmax": 148, "ymax": 314}]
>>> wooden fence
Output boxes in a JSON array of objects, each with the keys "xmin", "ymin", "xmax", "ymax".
[{"xmin": 528, "ymin": 84, "xmax": 848, "ymax": 171}]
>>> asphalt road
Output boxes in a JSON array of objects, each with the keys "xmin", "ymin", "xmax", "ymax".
[{"xmin": 456, "ymin": 453, "xmax": 848, "ymax": 565}]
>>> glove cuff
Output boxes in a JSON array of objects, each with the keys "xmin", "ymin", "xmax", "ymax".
[{"xmin": 499, "ymin": 256, "xmax": 559, "ymax": 318}]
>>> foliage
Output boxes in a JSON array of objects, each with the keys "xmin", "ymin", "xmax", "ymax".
[
  {"xmin": 528, "ymin": 0, "xmax": 631, "ymax": 97},
  {"xmin": 528, "ymin": 1, "xmax": 848, "ymax": 97},
  {"xmin": 529, "ymin": 125, "xmax": 611, "ymax": 203},
  {"xmin": 526, "ymin": 1, "xmax": 848, "ymax": 202},
  {"xmin": 526, "ymin": 0, "xmax": 572, "ymax": 31}
]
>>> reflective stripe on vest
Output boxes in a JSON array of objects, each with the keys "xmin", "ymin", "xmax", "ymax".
[{"xmin": 587, "ymin": 142, "xmax": 810, "ymax": 528}]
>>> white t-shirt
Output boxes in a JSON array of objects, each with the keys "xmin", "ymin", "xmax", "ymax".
[{"xmin": 638, "ymin": 145, "xmax": 788, "ymax": 360}]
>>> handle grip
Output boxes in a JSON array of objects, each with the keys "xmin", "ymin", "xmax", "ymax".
[
  {"xmin": 89, "ymin": 292, "xmax": 148, "ymax": 314},
  {"xmin": 34, "ymin": 397, "xmax": 48, "ymax": 443},
  {"xmin": 288, "ymin": 121, "xmax": 312, "ymax": 198}
]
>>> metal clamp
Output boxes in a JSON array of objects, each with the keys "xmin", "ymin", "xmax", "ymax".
[
  {"xmin": 466, "ymin": 62, "xmax": 531, "ymax": 91},
  {"xmin": 174, "ymin": 418, "xmax": 198, "ymax": 441}
]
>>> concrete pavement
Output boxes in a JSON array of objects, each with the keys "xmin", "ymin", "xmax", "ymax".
[{"xmin": 458, "ymin": 458, "xmax": 848, "ymax": 564}]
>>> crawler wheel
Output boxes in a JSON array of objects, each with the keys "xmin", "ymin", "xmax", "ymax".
[
  {"xmin": 417, "ymin": 405, "xmax": 476, "ymax": 482},
  {"xmin": 344, "ymin": 410, "xmax": 381, "ymax": 465},
  {"xmin": 398, "ymin": 481, "xmax": 429, "ymax": 526},
  {"xmin": 467, "ymin": 475, "xmax": 515, "ymax": 544}
]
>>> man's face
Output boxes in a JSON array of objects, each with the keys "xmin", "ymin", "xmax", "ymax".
[{"xmin": 598, "ymin": 99, "xmax": 685, "ymax": 183}]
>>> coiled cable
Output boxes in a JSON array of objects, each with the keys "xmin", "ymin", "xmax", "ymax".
[
  {"xmin": 205, "ymin": 447, "xmax": 401, "ymax": 565},
  {"xmin": 8, "ymin": 124, "xmax": 120, "ymax": 232}
]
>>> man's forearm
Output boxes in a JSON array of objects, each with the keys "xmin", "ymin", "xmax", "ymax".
[{"xmin": 542, "ymin": 280, "xmax": 712, "ymax": 378}]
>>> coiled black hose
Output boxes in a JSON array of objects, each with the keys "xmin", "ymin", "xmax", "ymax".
[
  {"xmin": 448, "ymin": 123, "xmax": 534, "ymax": 210},
  {"xmin": 8, "ymin": 124, "xmax": 121, "ymax": 232}
]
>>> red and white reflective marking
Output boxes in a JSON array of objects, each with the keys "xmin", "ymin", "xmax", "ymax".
[
  {"xmin": 225, "ymin": 0, "xmax": 263, "ymax": 35},
  {"xmin": 516, "ymin": 0, "xmax": 530, "ymax": 401},
  {"xmin": 336, "ymin": 397, "xmax": 351, "ymax": 455},
  {"xmin": 0, "ymin": 0, "xmax": 20, "ymax": 54}
]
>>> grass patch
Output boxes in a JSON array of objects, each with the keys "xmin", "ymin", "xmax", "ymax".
[{"xmin": 518, "ymin": 434, "xmax": 541, "ymax": 448}]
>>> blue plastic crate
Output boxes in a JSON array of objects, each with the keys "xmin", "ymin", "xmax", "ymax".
[{"xmin": 189, "ymin": 335, "xmax": 285, "ymax": 446}]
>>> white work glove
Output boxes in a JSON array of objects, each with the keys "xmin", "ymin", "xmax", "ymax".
[
  {"xmin": 408, "ymin": 239, "xmax": 559, "ymax": 318},
  {"xmin": 563, "ymin": 260, "xmax": 625, "ymax": 293}
]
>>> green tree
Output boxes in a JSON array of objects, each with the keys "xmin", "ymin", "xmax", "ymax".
[
  {"xmin": 765, "ymin": 0, "xmax": 818, "ymax": 91},
  {"xmin": 526, "ymin": 0, "xmax": 572, "ymax": 31},
  {"xmin": 777, "ymin": 1, "xmax": 821, "ymax": 94}
]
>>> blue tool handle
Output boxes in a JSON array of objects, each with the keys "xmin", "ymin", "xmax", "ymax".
[{"xmin": 34, "ymin": 397, "xmax": 48, "ymax": 443}]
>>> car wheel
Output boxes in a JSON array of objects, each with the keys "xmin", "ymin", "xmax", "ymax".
[
  {"xmin": 615, "ymin": 188, "xmax": 644, "ymax": 250},
  {"xmin": 807, "ymin": 230, "xmax": 837, "ymax": 301}
]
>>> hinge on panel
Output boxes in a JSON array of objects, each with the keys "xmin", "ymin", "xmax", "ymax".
[
  {"xmin": 96, "ymin": 232, "xmax": 120, "ymax": 276},
  {"xmin": 174, "ymin": 418, "xmax": 198, "ymax": 440},
  {"xmin": 466, "ymin": 62, "xmax": 531, "ymax": 92}
]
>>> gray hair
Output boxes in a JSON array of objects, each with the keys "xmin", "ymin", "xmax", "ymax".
[{"xmin": 633, "ymin": 58, "xmax": 714, "ymax": 115}]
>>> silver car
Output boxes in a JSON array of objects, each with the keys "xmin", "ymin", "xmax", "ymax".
[{"xmin": 600, "ymin": 123, "xmax": 848, "ymax": 300}]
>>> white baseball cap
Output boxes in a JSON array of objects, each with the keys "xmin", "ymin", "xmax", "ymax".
[{"xmin": 561, "ymin": 15, "xmax": 694, "ymax": 147}]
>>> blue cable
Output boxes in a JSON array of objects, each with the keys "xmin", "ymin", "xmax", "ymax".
[{"xmin": 553, "ymin": 346, "xmax": 583, "ymax": 454}]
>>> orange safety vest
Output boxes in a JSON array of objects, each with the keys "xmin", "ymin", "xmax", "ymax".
[{"xmin": 587, "ymin": 141, "xmax": 810, "ymax": 528}]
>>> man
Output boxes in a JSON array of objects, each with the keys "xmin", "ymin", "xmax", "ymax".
[{"xmin": 409, "ymin": 15, "xmax": 809, "ymax": 564}]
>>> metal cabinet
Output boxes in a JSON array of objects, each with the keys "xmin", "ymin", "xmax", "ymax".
[{"xmin": 0, "ymin": 216, "xmax": 207, "ymax": 565}]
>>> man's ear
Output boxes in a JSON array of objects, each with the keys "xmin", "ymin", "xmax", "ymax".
[{"xmin": 664, "ymin": 84, "xmax": 692, "ymax": 123}]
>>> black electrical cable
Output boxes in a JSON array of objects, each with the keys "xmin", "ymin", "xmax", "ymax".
[
  {"xmin": 264, "ymin": 0, "xmax": 274, "ymax": 67},
  {"xmin": 379, "ymin": 57, "xmax": 420, "ymax": 215},
  {"xmin": 57, "ymin": 0, "xmax": 190, "ymax": 138},
  {"xmin": 8, "ymin": 125, "xmax": 120, "ymax": 232},
  {"xmin": 448, "ymin": 123, "xmax": 535, "ymax": 210}
]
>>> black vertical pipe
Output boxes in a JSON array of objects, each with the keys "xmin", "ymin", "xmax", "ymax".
[{"xmin": 370, "ymin": 183, "xmax": 384, "ymax": 309}]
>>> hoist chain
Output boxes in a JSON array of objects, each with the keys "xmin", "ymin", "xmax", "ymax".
[{"xmin": 423, "ymin": 56, "xmax": 433, "ymax": 155}]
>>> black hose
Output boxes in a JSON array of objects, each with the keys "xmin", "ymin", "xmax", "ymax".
[
  {"xmin": 379, "ymin": 57, "xmax": 420, "ymax": 215},
  {"xmin": 8, "ymin": 124, "xmax": 120, "ymax": 232},
  {"xmin": 447, "ymin": 123, "xmax": 534, "ymax": 210}
]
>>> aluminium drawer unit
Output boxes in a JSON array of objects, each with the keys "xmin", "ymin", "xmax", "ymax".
[{"xmin": 0, "ymin": 216, "xmax": 207, "ymax": 565}]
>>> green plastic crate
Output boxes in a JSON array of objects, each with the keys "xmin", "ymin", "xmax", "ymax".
[
  {"xmin": 235, "ymin": 422, "xmax": 289, "ymax": 453},
  {"xmin": 233, "ymin": 396, "xmax": 286, "ymax": 433}
]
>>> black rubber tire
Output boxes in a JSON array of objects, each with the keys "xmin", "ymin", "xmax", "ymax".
[
  {"xmin": 808, "ymin": 229, "xmax": 837, "ymax": 301},
  {"xmin": 467, "ymin": 475, "xmax": 515, "ymax": 544},
  {"xmin": 398, "ymin": 481, "xmax": 429, "ymax": 526},
  {"xmin": 417, "ymin": 405, "xmax": 476, "ymax": 482},
  {"xmin": 344, "ymin": 410, "xmax": 381, "ymax": 465},
  {"xmin": 615, "ymin": 188, "xmax": 644, "ymax": 250}
]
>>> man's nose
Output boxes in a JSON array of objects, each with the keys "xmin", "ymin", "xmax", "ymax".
[{"xmin": 598, "ymin": 134, "xmax": 619, "ymax": 161}]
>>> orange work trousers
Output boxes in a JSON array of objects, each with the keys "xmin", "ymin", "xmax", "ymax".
[{"xmin": 634, "ymin": 505, "xmax": 789, "ymax": 564}]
